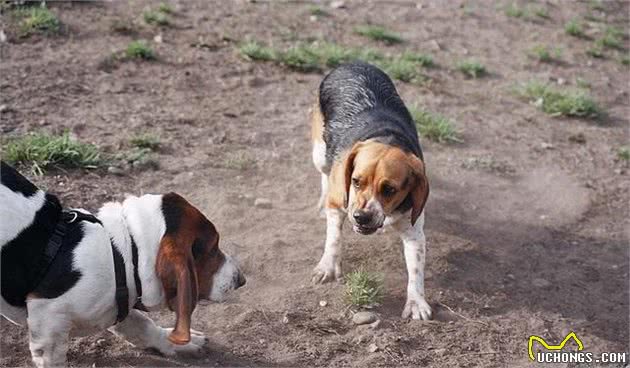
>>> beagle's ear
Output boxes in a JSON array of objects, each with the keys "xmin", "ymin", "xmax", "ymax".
[
  {"xmin": 408, "ymin": 155, "xmax": 430, "ymax": 226},
  {"xmin": 156, "ymin": 235, "xmax": 198, "ymax": 345},
  {"xmin": 327, "ymin": 143, "xmax": 361, "ymax": 209}
]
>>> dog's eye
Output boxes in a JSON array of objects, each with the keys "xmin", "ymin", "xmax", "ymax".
[
  {"xmin": 351, "ymin": 177, "xmax": 361, "ymax": 189},
  {"xmin": 381, "ymin": 184, "xmax": 397, "ymax": 197}
]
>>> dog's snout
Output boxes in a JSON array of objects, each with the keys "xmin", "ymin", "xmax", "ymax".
[
  {"xmin": 236, "ymin": 272, "xmax": 246, "ymax": 289},
  {"xmin": 353, "ymin": 210, "xmax": 372, "ymax": 225}
]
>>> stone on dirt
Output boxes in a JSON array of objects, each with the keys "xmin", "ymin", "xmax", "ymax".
[
  {"xmin": 254, "ymin": 198, "xmax": 272, "ymax": 209},
  {"xmin": 352, "ymin": 311, "xmax": 378, "ymax": 325},
  {"xmin": 367, "ymin": 343, "xmax": 379, "ymax": 353}
]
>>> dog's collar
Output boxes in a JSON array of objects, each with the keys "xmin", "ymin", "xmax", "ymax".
[{"xmin": 33, "ymin": 210, "xmax": 131, "ymax": 324}]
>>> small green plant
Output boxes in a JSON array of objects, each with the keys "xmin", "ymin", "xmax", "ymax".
[
  {"xmin": 457, "ymin": 59, "xmax": 486, "ymax": 78},
  {"xmin": 617, "ymin": 146, "xmax": 630, "ymax": 161},
  {"xmin": 355, "ymin": 25, "xmax": 403, "ymax": 45},
  {"xmin": 530, "ymin": 45, "xmax": 561, "ymax": 62},
  {"xmin": 576, "ymin": 78, "xmax": 591, "ymax": 89},
  {"xmin": 533, "ymin": 7, "xmax": 549, "ymax": 19},
  {"xmin": 400, "ymin": 51, "xmax": 434, "ymax": 67},
  {"xmin": 586, "ymin": 44, "xmax": 605, "ymax": 58},
  {"xmin": 309, "ymin": 5, "xmax": 329, "ymax": 17},
  {"xmin": 110, "ymin": 18, "xmax": 137, "ymax": 35},
  {"xmin": 516, "ymin": 81, "xmax": 601, "ymax": 118},
  {"xmin": 124, "ymin": 40, "xmax": 155, "ymax": 60},
  {"xmin": 238, "ymin": 40, "xmax": 277, "ymax": 61},
  {"xmin": 130, "ymin": 134, "xmax": 160, "ymax": 151},
  {"xmin": 14, "ymin": 6, "xmax": 60, "ymax": 36},
  {"xmin": 223, "ymin": 151, "xmax": 256, "ymax": 170},
  {"xmin": 282, "ymin": 44, "xmax": 321, "ymax": 72},
  {"xmin": 504, "ymin": 3, "xmax": 525, "ymax": 18},
  {"xmin": 589, "ymin": 0, "xmax": 605, "ymax": 11},
  {"xmin": 345, "ymin": 268, "xmax": 384, "ymax": 308},
  {"xmin": 3, "ymin": 132, "xmax": 104, "ymax": 175},
  {"xmin": 597, "ymin": 27, "xmax": 624, "ymax": 49},
  {"xmin": 143, "ymin": 9, "xmax": 169, "ymax": 26},
  {"xmin": 158, "ymin": 2, "xmax": 173, "ymax": 14},
  {"xmin": 620, "ymin": 55, "xmax": 630, "ymax": 66},
  {"xmin": 410, "ymin": 107, "xmax": 462, "ymax": 143},
  {"xmin": 565, "ymin": 19, "xmax": 584, "ymax": 37}
]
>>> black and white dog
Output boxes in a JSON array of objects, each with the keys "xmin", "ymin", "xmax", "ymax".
[{"xmin": 0, "ymin": 161, "xmax": 246, "ymax": 367}]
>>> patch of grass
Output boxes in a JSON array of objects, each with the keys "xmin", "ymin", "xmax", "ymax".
[
  {"xmin": 124, "ymin": 40, "xmax": 155, "ymax": 60},
  {"xmin": 355, "ymin": 25, "xmax": 403, "ymax": 45},
  {"xmin": 238, "ymin": 40, "xmax": 277, "ymax": 61},
  {"xmin": 223, "ymin": 151, "xmax": 256, "ymax": 170},
  {"xmin": 282, "ymin": 44, "xmax": 321, "ymax": 72},
  {"xmin": 576, "ymin": 78, "xmax": 591, "ymax": 89},
  {"xmin": 617, "ymin": 146, "xmax": 630, "ymax": 161},
  {"xmin": 130, "ymin": 134, "xmax": 160, "ymax": 151},
  {"xmin": 14, "ymin": 6, "xmax": 60, "ymax": 36},
  {"xmin": 345, "ymin": 268, "xmax": 383, "ymax": 308},
  {"xmin": 456, "ymin": 59, "xmax": 486, "ymax": 78},
  {"xmin": 565, "ymin": 19, "xmax": 584, "ymax": 37},
  {"xmin": 309, "ymin": 5, "xmax": 330, "ymax": 17},
  {"xmin": 410, "ymin": 106, "xmax": 462, "ymax": 143},
  {"xmin": 530, "ymin": 45, "xmax": 561, "ymax": 62},
  {"xmin": 620, "ymin": 55, "xmax": 630, "ymax": 66},
  {"xmin": 462, "ymin": 156, "xmax": 515, "ymax": 174},
  {"xmin": 3, "ymin": 132, "xmax": 104, "ymax": 175},
  {"xmin": 586, "ymin": 44, "xmax": 605, "ymax": 58},
  {"xmin": 158, "ymin": 2, "xmax": 173, "ymax": 14},
  {"xmin": 597, "ymin": 27, "xmax": 624, "ymax": 50},
  {"xmin": 400, "ymin": 51, "xmax": 434, "ymax": 67},
  {"xmin": 589, "ymin": 0, "xmax": 605, "ymax": 11},
  {"xmin": 504, "ymin": 3, "xmax": 525, "ymax": 18},
  {"xmin": 533, "ymin": 7, "xmax": 549, "ymax": 19},
  {"xmin": 516, "ymin": 81, "xmax": 601, "ymax": 118},
  {"xmin": 110, "ymin": 18, "xmax": 137, "ymax": 35},
  {"xmin": 119, "ymin": 147, "xmax": 159, "ymax": 170}
]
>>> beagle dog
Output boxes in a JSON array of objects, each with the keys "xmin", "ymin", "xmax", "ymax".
[
  {"xmin": 310, "ymin": 62, "xmax": 432, "ymax": 320},
  {"xmin": 0, "ymin": 161, "xmax": 246, "ymax": 367}
]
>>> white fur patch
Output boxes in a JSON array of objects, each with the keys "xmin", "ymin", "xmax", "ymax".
[
  {"xmin": 210, "ymin": 256, "xmax": 240, "ymax": 301},
  {"xmin": 0, "ymin": 187, "xmax": 45, "ymax": 248}
]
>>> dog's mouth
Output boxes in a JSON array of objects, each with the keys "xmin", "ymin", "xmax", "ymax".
[{"xmin": 353, "ymin": 224, "xmax": 379, "ymax": 235}]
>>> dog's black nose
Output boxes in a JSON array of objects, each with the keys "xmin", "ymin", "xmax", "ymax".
[
  {"xmin": 353, "ymin": 210, "xmax": 372, "ymax": 225},
  {"xmin": 236, "ymin": 273, "xmax": 246, "ymax": 289}
]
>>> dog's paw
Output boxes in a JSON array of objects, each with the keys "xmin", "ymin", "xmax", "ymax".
[
  {"xmin": 159, "ymin": 328, "xmax": 207, "ymax": 357},
  {"xmin": 402, "ymin": 295, "xmax": 432, "ymax": 320},
  {"xmin": 311, "ymin": 256, "xmax": 342, "ymax": 284}
]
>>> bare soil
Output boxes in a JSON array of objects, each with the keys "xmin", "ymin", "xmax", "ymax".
[{"xmin": 1, "ymin": 1, "xmax": 629, "ymax": 367}]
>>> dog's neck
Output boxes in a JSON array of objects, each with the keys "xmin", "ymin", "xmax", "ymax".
[{"xmin": 98, "ymin": 194, "xmax": 167, "ymax": 309}]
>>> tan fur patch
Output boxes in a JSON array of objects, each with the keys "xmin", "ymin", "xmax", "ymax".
[{"xmin": 310, "ymin": 100, "xmax": 324, "ymax": 144}]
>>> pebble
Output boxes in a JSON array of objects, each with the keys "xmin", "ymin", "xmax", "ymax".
[
  {"xmin": 532, "ymin": 278, "xmax": 551, "ymax": 288},
  {"xmin": 319, "ymin": 300, "xmax": 328, "ymax": 307},
  {"xmin": 330, "ymin": 1, "xmax": 345, "ymax": 8},
  {"xmin": 367, "ymin": 343, "xmax": 379, "ymax": 353},
  {"xmin": 368, "ymin": 320, "xmax": 381, "ymax": 329},
  {"xmin": 352, "ymin": 311, "xmax": 378, "ymax": 325},
  {"xmin": 107, "ymin": 166, "xmax": 125, "ymax": 176},
  {"xmin": 154, "ymin": 34, "xmax": 163, "ymax": 43},
  {"xmin": 254, "ymin": 198, "xmax": 272, "ymax": 209},
  {"xmin": 0, "ymin": 105, "xmax": 7, "ymax": 113}
]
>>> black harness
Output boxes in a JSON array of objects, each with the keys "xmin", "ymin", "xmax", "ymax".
[{"xmin": 32, "ymin": 210, "xmax": 133, "ymax": 323}]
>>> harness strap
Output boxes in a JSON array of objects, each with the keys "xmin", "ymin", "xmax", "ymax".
[
  {"xmin": 111, "ymin": 245, "xmax": 129, "ymax": 322},
  {"xmin": 130, "ymin": 233, "xmax": 147, "ymax": 311}
]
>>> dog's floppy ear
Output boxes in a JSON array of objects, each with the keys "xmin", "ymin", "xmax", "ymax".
[
  {"xmin": 327, "ymin": 143, "xmax": 361, "ymax": 209},
  {"xmin": 407, "ymin": 154, "xmax": 430, "ymax": 226},
  {"xmin": 156, "ymin": 234, "xmax": 198, "ymax": 345}
]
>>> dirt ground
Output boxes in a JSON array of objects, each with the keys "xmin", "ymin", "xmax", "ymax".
[{"xmin": 1, "ymin": 1, "xmax": 629, "ymax": 367}]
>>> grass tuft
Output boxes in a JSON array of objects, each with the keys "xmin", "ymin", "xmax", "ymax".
[
  {"xmin": 533, "ymin": 7, "xmax": 550, "ymax": 19},
  {"xmin": 597, "ymin": 27, "xmax": 624, "ymax": 50},
  {"xmin": 158, "ymin": 2, "xmax": 173, "ymax": 14},
  {"xmin": 345, "ymin": 268, "xmax": 384, "ymax": 308},
  {"xmin": 504, "ymin": 3, "xmax": 525, "ymax": 18},
  {"xmin": 14, "ymin": 6, "xmax": 60, "ymax": 36},
  {"xmin": 143, "ymin": 3, "xmax": 173, "ymax": 26},
  {"xmin": 130, "ymin": 134, "xmax": 160, "ymax": 151},
  {"xmin": 565, "ymin": 19, "xmax": 585, "ymax": 37},
  {"xmin": 530, "ymin": 45, "xmax": 561, "ymax": 62},
  {"xmin": 124, "ymin": 40, "xmax": 155, "ymax": 60},
  {"xmin": 409, "ymin": 107, "xmax": 462, "ymax": 143},
  {"xmin": 516, "ymin": 81, "xmax": 601, "ymax": 118},
  {"xmin": 617, "ymin": 146, "xmax": 630, "ymax": 161},
  {"xmin": 620, "ymin": 55, "xmax": 630, "ymax": 66},
  {"xmin": 3, "ymin": 132, "xmax": 104, "ymax": 175},
  {"xmin": 456, "ymin": 59, "xmax": 486, "ymax": 78},
  {"xmin": 238, "ymin": 40, "xmax": 277, "ymax": 61},
  {"xmin": 282, "ymin": 44, "xmax": 321, "ymax": 72},
  {"xmin": 586, "ymin": 44, "xmax": 605, "ymax": 58},
  {"xmin": 355, "ymin": 25, "xmax": 403, "ymax": 45},
  {"xmin": 308, "ymin": 5, "xmax": 330, "ymax": 17}
]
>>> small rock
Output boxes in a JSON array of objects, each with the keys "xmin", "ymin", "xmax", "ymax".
[
  {"xmin": 557, "ymin": 78, "xmax": 565, "ymax": 85},
  {"xmin": 319, "ymin": 300, "xmax": 328, "ymax": 307},
  {"xmin": 0, "ymin": 30, "xmax": 6, "ymax": 43},
  {"xmin": 330, "ymin": 0, "xmax": 345, "ymax": 9},
  {"xmin": 428, "ymin": 39, "xmax": 441, "ymax": 51},
  {"xmin": 352, "ymin": 335, "xmax": 369, "ymax": 344},
  {"xmin": 0, "ymin": 105, "xmax": 7, "ymax": 113},
  {"xmin": 532, "ymin": 278, "xmax": 551, "ymax": 288},
  {"xmin": 434, "ymin": 348, "xmax": 447, "ymax": 356},
  {"xmin": 368, "ymin": 319, "xmax": 381, "ymax": 329},
  {"xmin": 541, "ymin": 142, "xmax": 554, "ymax": 150},
  {"xmin": 107, "ymin": 166, "xmax": 125, "ymax": 176},
  {"xmin": 506, "ymin": 273, "xmax": 516, "ymax": 280},
  {"xmin": 254, "ymin": 198, "xmax": 272, "ymax": 209},
  {"xmin": 310, "ymin": 15, "xmax": 318, "ymax": 22},
  {"xmin": 282, "ymin": 313, "xmax": 289, "ymax": 324},
  {"xmin": 259, "ymin": 339, "xmax": 266, "ymax": 344},
  {"xmin": 367, "ymin": 343, "xmax": 379, "ymax": 353},
  {"xmin": 352, "ymin": 311, "xmax": 378, "ymax": 325},
  {"xmin": 154, "ymin": 34, "xmax": 163, "ymax": 43}
]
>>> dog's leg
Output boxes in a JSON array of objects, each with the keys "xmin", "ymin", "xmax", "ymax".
[
  {"xmin": 109, "ymin": 309, "xmax": 207, "ymax": 356},
  {"xmin": 395, "ymin": 212, "xmax": 432, "ymax": 320},
  {"xmin": 27, "ymin": 305, "xmax": 71, "ymax": 368},
  {"xmin": 316, "ymin": 173, "xmax": 329, "ymax": 217},
  {"xmin": 312, "ymin": 208, "xmax": 345, "ymax": 283}
]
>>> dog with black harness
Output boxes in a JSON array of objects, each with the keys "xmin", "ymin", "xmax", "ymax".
[{"xmin": 0, "ymin": 161, "xmax": 246, "ymax": 368}]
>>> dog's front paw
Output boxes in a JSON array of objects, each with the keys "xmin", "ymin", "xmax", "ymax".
[
  {"xmin": 311, "ymin": 256, "xmax": 342, "ymax": 284},
  {"xmin": 159, "ymin": 328, "xmax": 207, "ymax": 357},
  {"xmin": 402, "ymin": 295, "xmax": 432, "ymax": 320}
]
